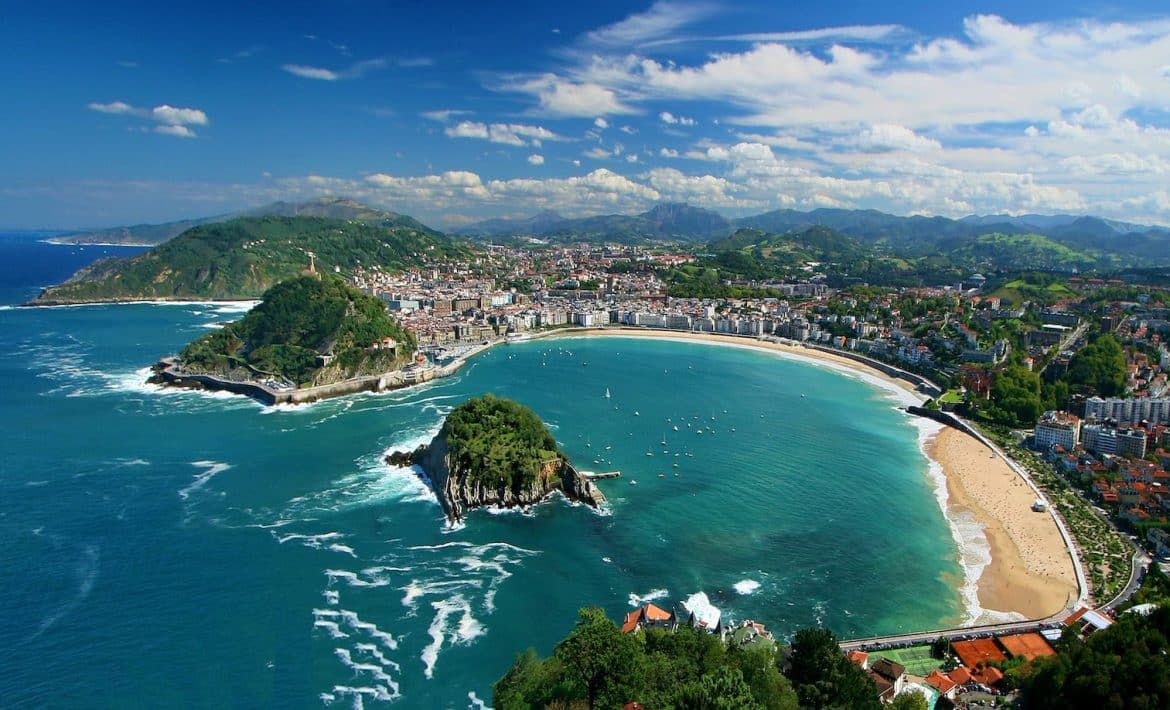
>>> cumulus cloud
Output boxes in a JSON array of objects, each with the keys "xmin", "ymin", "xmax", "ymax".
[
  {"xmin": 527, "ymin": 154, "xmax": 545, "ymax": 165},
  {"xmin": 659, "ymin": 111, "xmax": 692, "ymax": 126},
  {"xmin": 850, "ymin": 124, "xmax": 941, "ymax": 153},
  {"xmin": 444, "ymin": 121, "xmax": 565, "ymax": 147},
  {"xmin": 594, "ymin": 117, "xmax": 609, "ymax": 129},
  {"xmin": 660, "ymin": 147, "xmax": 679, "ymax": 157},
  {"xmin": 87, "ymin": 100, "xmax": 208, "ymax": 137},
  {"xmin": 503, "ymin": 75, "xmax": 637, "ymax": 117}
]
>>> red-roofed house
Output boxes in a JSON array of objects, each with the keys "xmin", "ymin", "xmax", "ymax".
[
  {"xmin": 924, "ymin": 670, "xmax": 958, "ymax": 700},
  {"xmin": 620, "ymin": 603, "xmax": 677, "ymax": 634}
]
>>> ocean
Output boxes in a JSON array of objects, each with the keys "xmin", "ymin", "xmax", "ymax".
[{"xmin": 0, "ymin": 232, "xmax": 968, "ymax": 708}]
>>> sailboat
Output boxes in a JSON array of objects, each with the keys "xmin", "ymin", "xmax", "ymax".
[
  {"xmin": 660, "ymin": 433, "xmax": 667, "ymax": 446},
  {"xmin": 605, "ymin": 387, "xmax": 611, "ymax": 399}
]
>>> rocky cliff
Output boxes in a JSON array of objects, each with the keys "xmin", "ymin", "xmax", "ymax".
[{"xmin": 387, "ymin": 428, "xmax": 605, "ymax": 522}]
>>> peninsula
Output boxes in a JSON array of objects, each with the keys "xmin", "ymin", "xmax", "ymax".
[
  {"xmin": 386, "ymin": 394, "xmax": 605, "ymax": 522},
  {"xmin": 153, "ymin": 274, "xmax": 437, "ymax": 402}
]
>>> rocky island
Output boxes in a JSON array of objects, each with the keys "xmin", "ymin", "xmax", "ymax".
[{"xmin": 387, "ymin": 394, "xmax": 606, "ymax": 522}]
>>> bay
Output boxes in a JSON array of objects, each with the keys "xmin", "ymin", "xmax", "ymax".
[{"xmin": 0, "ymin": 235, "xmax": 963, "ymax": 707}]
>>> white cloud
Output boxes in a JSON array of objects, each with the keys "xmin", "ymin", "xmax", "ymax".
[
  {"xmin": 584, "ymin": 146, "xmax": 614, "ymax": 159},
  {"xmin": 281, "ymin": 58, "xmax": 387, "ymax": 81},
  {"xmin": 594, "ymin": 117, "xmax": 609, "ymax": 129},
  {"xmin": 444, "ymin": 121, "xmax": 565, "ymax": 147},
  {"xmin": 660, "ymin": 147, "xmax": 679, "ymax": 157},
  {"xmin": 87, "ymin": 100, "xmax": 208, "ymax": 137},
  {"xmin": 659, "ymin": 111, "xmax": 696, "ymax": 126},
  {"xmin": 504, "ymin": 75, "xmax": 637, "ymax": 117},
  {"xmin": 583, "ymin": 1, "xmax": 714, "ymax": 48},
  {"xmin": 626, "ymin": 154, "xmax": 638, "ymax": 163},
  {"xmin": 154, "ymin": 125, "xmax": 196, "ymax": 138},
  {"xmin": 528, "ymin": 154, "xmax": 545, "ymax": 165},
  {"xmin": 282, "ymin": 64, "xmax": 340, "ymax": 81},
  {"xmin": 421, "ymin": 109, "xmax": 471, "ymax": 122},
  {"xmin": 850, "ymin": 124, "xmax": 941, "ymax": 153}
]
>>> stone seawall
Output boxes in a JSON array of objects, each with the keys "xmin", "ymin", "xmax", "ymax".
[{"xmin": 156, "ymin": 357, "xmax": 465, "ymax": 405}]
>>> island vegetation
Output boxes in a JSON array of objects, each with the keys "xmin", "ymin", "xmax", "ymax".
[
  {"xmin": 442, "ymin": 394, "xmax": 561, "ymax": 490},
  {"xmin": 179, "ymin": 275, "xmax": 415, "ymax": 387},
  {"xmin": 388, "ymin": 394, "xmax": 604, "ymax": 521},
  {"xmin": 33, "ymin": 214, "xmax": 460, "ymax": 303}
]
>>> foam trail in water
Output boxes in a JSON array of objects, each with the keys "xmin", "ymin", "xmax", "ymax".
[
  {"xmin": 178, "ymin": 461, "xmax": 231, "ymax": 500},
  {"xmin": 29, "ymin": 544, "xmax": 100, "ymax": 640},
  {"xmin": 628, "ymin": 589, "xmax": 670, "ymax": 607}
]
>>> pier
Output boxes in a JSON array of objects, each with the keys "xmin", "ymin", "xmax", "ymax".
[{"xmin": 579, "ymin": 470, "xmax": 622, "ymax": 480}]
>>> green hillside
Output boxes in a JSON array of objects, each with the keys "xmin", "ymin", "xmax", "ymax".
[
  {"xmin": 179, "ymin": 275, "xmax": 416, "ymax": 386},
  {"xmin": 33, "ymin": 216, "xmax": 459, "ymax": 303},
  {"xmin": 945, "ymin": 232, "xmax": 1103, "ymax": 271}
]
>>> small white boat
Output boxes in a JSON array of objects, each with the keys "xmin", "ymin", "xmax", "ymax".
[
  {"xmin": 672, "ymin": 425, "xmax": 679, "ymax": 431},
  {"xmin": 629, "ymin": 479, "xmax": 638, "ymax": 486},
  {"xmin": 605, "ymin": 387, "xmax": 611, "ymax": 399},
  {"xmin": 634, "ymin": 411, "xmax": 640, "ymax": 416}
]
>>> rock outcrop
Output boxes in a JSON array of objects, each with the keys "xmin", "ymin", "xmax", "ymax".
[{"xmin": 387, "ymin": 428, "xmax": 606, "ymax": 523}]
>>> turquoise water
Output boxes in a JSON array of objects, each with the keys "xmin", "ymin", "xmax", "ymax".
[{"xmin": 0, "ymin": 238, "xmax": 964, "ymax": 707}]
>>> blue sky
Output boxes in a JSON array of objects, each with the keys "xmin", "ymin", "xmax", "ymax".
[{"xmin": 4, "ymin": 0, "xmax": 1170, "ymax": 229}]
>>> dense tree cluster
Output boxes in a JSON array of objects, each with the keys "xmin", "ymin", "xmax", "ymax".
[
  {"xmin": 493, "ymin": 608, "xmax": 799, "ymax": 710},
  {"xmin": 1065, "ymin": 334, "xmax": 1127, "ymax": 396},
  {"xmin": 443, "ymin": 394, "xmax": 561, "ymax": 490},
  {"xmin": 180, "ymin": 275, "xmax": 414, "ymax": 385}
]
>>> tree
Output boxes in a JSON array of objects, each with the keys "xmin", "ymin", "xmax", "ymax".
[
  {"xmin": 788, "ymin": 628, "xmax": 881, "ymax": 710},
  {"xmin": 676, "ymin": 667, "xmax": 762, "ymax": 710},
  {"xmin": 889, "ymin": 691, "xmax": 929, "ymax": 710},
  {"xmin": 1066, "ymin": 334, "xmax": 1126, "ymax": 396},
  {"xmin": 554, "ymin": 607, "xmax": 643, "ymax": 709}
]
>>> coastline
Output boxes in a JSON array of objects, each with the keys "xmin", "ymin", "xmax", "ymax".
[
  {"xmin": 551, "ymin": 328, "xmax": 929, "ymax": 399},
  {"xmin": 554, "ymin": 327, "xmax": 1080, "ymax": 624},
  {"xmin": 928, "ymin": 427, "xmax": 1079, "ymax": 622}
]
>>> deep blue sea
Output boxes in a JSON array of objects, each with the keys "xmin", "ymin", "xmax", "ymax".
[{"xmin": 0, "ymin": 232, "xmax": 966, "ymax": 708}]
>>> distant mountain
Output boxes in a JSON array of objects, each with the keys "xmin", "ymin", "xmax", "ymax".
[
  {"xmin": 458, "ymin": 210, "xmax": 568, "ymax": 237},
  {"xmin": 33, "ymin": 215, "xmax": 460, "ymax": 304},
  {"xmin": 49, "ymin": 197, "xmax": 440, "ymax": 246},
  {"xmin": 457, "ymin": 203, "xmax": 733, "ymax": 244}
]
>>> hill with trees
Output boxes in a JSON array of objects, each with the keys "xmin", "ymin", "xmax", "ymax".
[
  {"xmin": 33, "ymin": 215, "xmax": 459, "ymax": 303},
  {"xmin": 177, "ymin": 275, "xmax": 415, "ymax": 386}
]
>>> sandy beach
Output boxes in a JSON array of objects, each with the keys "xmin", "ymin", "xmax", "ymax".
[
  {"xmin": 556, "ymin": 327, "xmax": 1081, "ymax": 622},
  {"xmin": 930, "ymin": 427, "xmax": 1079, "ymax": 621}
]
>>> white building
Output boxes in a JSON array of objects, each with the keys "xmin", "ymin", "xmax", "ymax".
[
  {"xmin": 1035, "ymin": 411, "xmax": 1081, "ymax": 451},
  {"xmin": 1084, "ymin": 396, "xmax": 1170, "ymax": 425}
]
